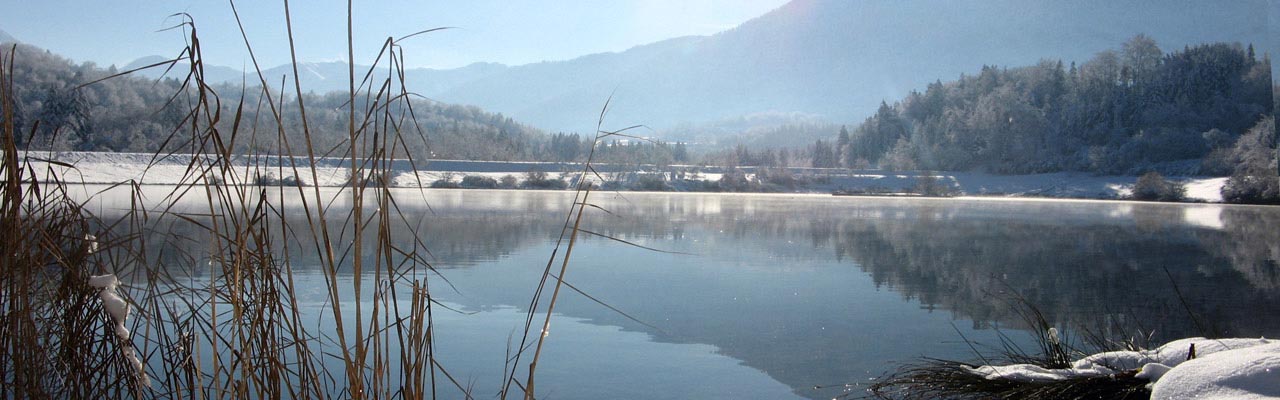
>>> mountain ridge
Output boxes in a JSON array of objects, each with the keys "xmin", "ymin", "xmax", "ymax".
[{"xmin": 109, "ymin": 0, "xmax": 1273, "ymax": 136}]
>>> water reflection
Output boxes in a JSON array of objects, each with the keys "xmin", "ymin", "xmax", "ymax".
[
  {"xmin": 829, "ymin": 201, "xmax": 1280, "ymax": 338},
  {"xmin": 83, "ymin": 187, "xmax": 1280, "ymax": 399}
]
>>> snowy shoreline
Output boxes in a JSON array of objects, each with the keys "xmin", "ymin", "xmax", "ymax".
[
  {"xmin": 20, "ymin": 151, "xmax": 1231, "ymax": 203},
  {"xmin": 971, "ymin": 337, "xmax": 1279, "ymax": 399}
]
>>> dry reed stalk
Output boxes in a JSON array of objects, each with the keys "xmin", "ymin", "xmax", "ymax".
[{"xmin": 0, "ymin": 1, "xmax": 462, "ymax": 396}]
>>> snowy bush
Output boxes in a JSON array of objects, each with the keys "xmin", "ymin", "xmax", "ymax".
[
  {"xmin": 1221, "ymin": 116, "xmax": 1278, "ymax": 204},
  {"xmin": 499, "ymin": 174, "xmax": 518, "ymax": 189},
  {"xmin": 522, "ymin": 170, "xmax": 567, "ymax": 189},
  {"xmin": 460, "ymin": 175, "xmax": 498, "ymax": 189},
  {"xmin": 1132, "ymin": 171, "xmax": 1185, "ymax": 202}
]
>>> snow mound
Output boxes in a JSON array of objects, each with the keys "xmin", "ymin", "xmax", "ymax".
[
  {"xmin": 970, "ymin": 363, "xmax": 1109, "ymax": 382},
  {"xmin": 1151, "ymin": 341, "xmax": 1280, "ymax": 399},
  {"xmin": 968, "ymin": 337, "xmax": 1277, "ymax": 398}
]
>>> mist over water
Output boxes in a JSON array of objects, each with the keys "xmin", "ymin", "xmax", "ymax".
[{"xmin": 85, "ymin": 187, "xmax": 1280, "ymax": 399}]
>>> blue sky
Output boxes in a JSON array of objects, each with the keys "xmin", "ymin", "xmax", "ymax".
[{"xmin": 1, "ymin": 0, "xmax": 789, "ymax": 69}]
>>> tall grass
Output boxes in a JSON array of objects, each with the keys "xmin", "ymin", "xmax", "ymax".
[
  {"xmin": 0, "ymin": 2, "xmax": 489, "ymax": 397},
  {"xmin": 860, "ymin": 293, "xmax": 1156, "ymax": 400},
  {"xmin": 0, "ymin": 1, "xmax": 646, "ymax": 397},
  {"xmin": 2, "ymin": 43, "xmax": 153, "ymax": 398}
]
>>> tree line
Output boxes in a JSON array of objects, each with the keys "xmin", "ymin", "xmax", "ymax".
[
  {"xmin": 1, "ymin": 43, "xmax": 688, "ymax": 166},
  {"xmin": 813, "ymin": 36, "xmax": 1272, "ymax": 176},
  {"xmin": 803, "ymin": 36, "xmax": 1277, "ymax": 203}
]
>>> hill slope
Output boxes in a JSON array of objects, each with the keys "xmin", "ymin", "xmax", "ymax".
[
  {"xmin": 5, "ymin": 43, "xmax": 548, "ymax": 162},
  {"xmin": 430, "ymin": 0, "xmax": 1271, "ymax": 133},
  {"xmin": 121, "ymin": 0, "xmax": 1272, "ymax": 137}
]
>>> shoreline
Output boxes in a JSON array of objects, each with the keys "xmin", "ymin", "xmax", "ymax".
[{"xmin": 20, "ymin": 151, "xmax": 1235, "ymax": 204}]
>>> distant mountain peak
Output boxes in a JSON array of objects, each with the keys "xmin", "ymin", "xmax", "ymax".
[
  {"xmin": 91, "ymin": 0, "xmax": 1276, "ymax": 137},
  {"xmin": 418, "ymin": 0, "xmax": 1270, "ymax": 134},
  {"xmin": 124, "ymin": 55, "xmax": 169, "ymax": 70},
  {"xmin": 459, "ymin": 61, "xmax": 508, "ymax": 70},
  {"xmin": 0, "ymin": 29, "xmax": 17, "ymax": 44}
]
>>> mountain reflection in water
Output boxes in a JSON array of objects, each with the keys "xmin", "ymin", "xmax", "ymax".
[{"xmin": 87, "ymin": 187, "xmax": 1280, "ymax": 399}]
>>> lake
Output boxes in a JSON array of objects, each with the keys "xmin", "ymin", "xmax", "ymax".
[{"xmin": 80, "ymin": 187, "xmax": 1280, "ymax": 399}]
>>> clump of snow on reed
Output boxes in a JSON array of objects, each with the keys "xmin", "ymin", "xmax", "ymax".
[{"xmin": 88, "ymin": 274, "xmax": 151, "ymax": 388}]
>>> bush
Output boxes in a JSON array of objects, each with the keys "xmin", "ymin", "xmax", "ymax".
[
  {"xmin": 716, "ymin": 169, "xmax": 758, "ymax": 192},
  {"xmin": 460, "ymin": 175, "xmax": 498, "ymax": 189},
  {"xmin": 254, "ymin": 172, "xmax": 279, "ymax": 186},
  {"xmin": 522, "ymin": 170, "xmax": 568, "ymax": 190},
  {"xmin": 757, "ymin": 168, "xmax": 799, "ymax": 189},
  {"xmin": 1220, "ymin": 116, "xmax": 1278, "ymax": 204},
  {"xmin": 281, "ymin": 175, "xmax": 307, "ymax": 187},
  {"xmin": 342, "ymin": 171, "xmax": 389, "ymax": 187},
  {"xmin": 205, "ymin": 173, "xmax": 224, "ymax": 185},
  {"xmin": 1221, "ymin": 174, "xmax": 1280, "ymax": 204},
  {"xmin": 367, "ymin": 171, "xmax": 387, "ymax": 187},
  {"xmin": 1131, "ymin": 171, "xmax": 1185, "ymax": 202},
  {"xmin": 914, "ymin": 172, "xmax": 954, "ymax": 196},
  {"xmin": 499, "ymin": 174, "xmax": 518, "ymax": 189},
  {"xmin": 429, "ymin": 177, "xmax": 459, "ymax": 188},
  {"xmin": 629, "ymin": 174, "xmax": 670, "ymax": 191},
  {"xmin": 1199, "ymin": 148, "xmax": 1234, "ymax": 176}
]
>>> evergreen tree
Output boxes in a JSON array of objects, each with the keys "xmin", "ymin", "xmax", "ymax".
[
  {"xmin": 836, "ymin": 125, "xmax": 850, "ymax": 168},
  {"xmin": 812, "ymin": 139, "xmax": 836, "ymax": 168}
]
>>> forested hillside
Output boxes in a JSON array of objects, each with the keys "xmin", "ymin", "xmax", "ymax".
[
  {"xmin": 94, "ymin": 0, "xmax": 1270, "ymax": 136},
  {"xmin": 415, "ymin": 0, "xmax": 1270, "ymax": 134},
  {"xmin": 1, "ymin": 43, "xmax": 688, "ymax": 164},
  {"xmin": 829, "ymin": 36, "xmax": 1273, "ymax": 176}
]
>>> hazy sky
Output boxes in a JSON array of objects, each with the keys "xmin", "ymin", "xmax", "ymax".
[{"xmin": 1, "ymin": 0, "xmax": 789, "ymax": 69}]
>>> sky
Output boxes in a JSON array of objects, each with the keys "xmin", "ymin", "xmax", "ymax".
[{"xmin": 1, "ymin": 0, "xmax": 790, "ymax": 70}]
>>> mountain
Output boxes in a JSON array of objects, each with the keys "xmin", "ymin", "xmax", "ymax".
[
  {"xmin": 659, "ymin": 112, "xmax": 836, "ymax": 150},
  {"xmin": 124, "ymin": 56, "xmax": 510, "ymax": 103},
  {"xmin": 255, "ymin": 61, "xmax": 510, "ymax": 96},
  {"xmin": 122, "ymin": 55, "xmax": 167, "ymax": 70},
  {"xmin": 0, "ymin": 29, "xmax": 16, "ymax": 44},
  {"xmin": 421, "ymin": 0, "xmax": 1269, "ymax": 134},
  {"xmin": 124, "ymin": 55, "xmax": 247, "ymax": 85},
  {"xmin": 133, "ymin": 0, "xmax": 1273, "ymax": 137},
  {"xmin": 9, "ymin": 42, "xmax": 550, "ymax": 162}
]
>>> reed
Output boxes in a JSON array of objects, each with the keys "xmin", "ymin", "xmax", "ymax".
[
  {"xmin": 1, "ymin": 1, "xmax": 665, "ymax": 397},
  {"xmin": 864, "ymin": 359, "xmax": 1150, "ymax": 400},
  {"xmin": 0, "ymin": 2, "xmax": 472, "ymax": 398},
  {"xmin": 860, "ymin": 294, "xmax": 1155, "ymax": 400},
  {"xmin": 1, "ymin": 42, "xmax": 143, "ymax": 398}
]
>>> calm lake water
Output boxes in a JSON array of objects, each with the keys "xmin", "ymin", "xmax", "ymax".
[{"xmin": 82, "ymin": 187, "xmax": 1280, "ymax": 399}]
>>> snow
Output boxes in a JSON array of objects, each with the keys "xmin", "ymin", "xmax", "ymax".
[
  {"xmin": 1135, "ymin": 362, "xmax": 1172, "ymax": 381},
  {"xmin": 19, "ymin": 151, "xmax": 1236, "ymax": 202},
  {"xmin": 1071, "ymin": 350, "xmax": 1154, "ymax": 372},
  {"xmin": 84, "ymin": 234, "xmax": 98, "ymax": 255},
  {"xmin": 967, "ymin": 337, "xmax": 1278, "ymax": 398},
  {"xmin": 1184, "ymin": 177, "xmax": 1229, "ymax": 203},
  {"xmin": 970, "ymin": 363, "xmax": 1109, "ymax": 382},
  {"xmin": 88, "ymin": 274, "xmax": 151, "ymax": 388},
  {"xmin": 1151, "ymin": 341, "xmax": 1280, "ymax": 399},
  {"xmin": 22, "ymin": 151, "xmax": 354, "ymax": 186}
]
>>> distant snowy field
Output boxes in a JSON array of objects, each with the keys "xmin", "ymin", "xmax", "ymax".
[{"xmin": 19, "ymin": 151, "xmax": 1229, "ymax": 202}]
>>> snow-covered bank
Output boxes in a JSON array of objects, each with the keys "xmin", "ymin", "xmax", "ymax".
[
  {"xmin": 969, "ymin": 337, "xmax": 1279, "ymax": 399},
  {"xmin": 19, "ymin": 151, "xmax": 1230, "ymax": 202},
  {"xmin": 21, "ymin": 151, "xmax": 357, "ymax": 186}
]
